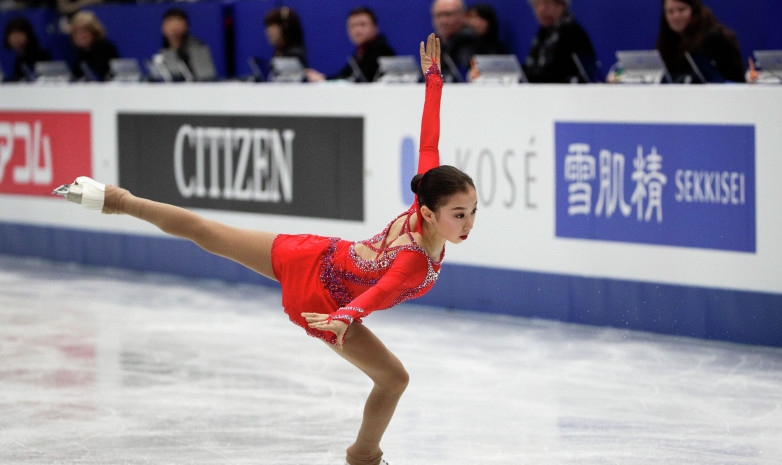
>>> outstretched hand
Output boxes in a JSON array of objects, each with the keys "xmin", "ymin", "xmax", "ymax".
[
  {"xmin": 302, "ymin": 313, "xmax": 349, "ymax": 349},
  {"xmin": 420, "ymin": 33, "xmax": 441, "ymax": 75}
]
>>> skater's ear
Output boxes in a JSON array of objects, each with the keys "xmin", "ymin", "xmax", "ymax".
[{"xmin": 420, "ymin": 204, "xmax": 436, "ymax": 224}]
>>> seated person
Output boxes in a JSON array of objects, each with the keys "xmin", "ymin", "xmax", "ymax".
[
  {"xmin": 69, "ymin": 10, "xmax": 119, "ymax": 81},
  {"xmin": 523, "ymin": 0, "xmax": 596, "ymax": 83},
  {"xmin": 467, "ymin": 3, "xmax": 507, "ymax": 55},
  {"xmin": 3, "ymin": 16, "xmax": 51, "ymax": 81},
  {"xmin": 656, "ymin": 0, "xmax": 744, "ymax": 83},
  {"xmin": 264, "ymin": 6, "xmax": 308, "ymax": 68},
  {"xmin": 431, "ymin": 0, "xmax": 480, "ymax": 81},
  {"xmin": 306, "ymin": 6, "xmax": 395, "ymax": 82},
  {"xmin": 159, "ymin": 7, "xmax": 216, "ymax": 81}
]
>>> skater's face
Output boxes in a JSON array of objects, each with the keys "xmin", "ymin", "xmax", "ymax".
[{"xmin": 430, "ymin": 186, "xmax": 477, "ymax": 244}]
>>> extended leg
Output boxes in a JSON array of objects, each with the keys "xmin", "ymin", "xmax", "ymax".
[
  {"xmin": 330, "ymin": 323, "xmax": 409, "ymax": 465},
  {"xmin": 106, "ymin": 185, "xmax": 279, "ymax": 281}
]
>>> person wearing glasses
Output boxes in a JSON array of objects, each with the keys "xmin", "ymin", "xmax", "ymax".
[{"xmin": 431, "ymin": 0, "xmax": 479, "ymax": 81}]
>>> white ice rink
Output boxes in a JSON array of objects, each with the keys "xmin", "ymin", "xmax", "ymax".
[{"xmin": 1, "ymin": 254, "xmax": 781, "ymax": 465}]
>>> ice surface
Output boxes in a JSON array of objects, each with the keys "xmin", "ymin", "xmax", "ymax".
[{"xmin": 1, "ymin": 255, "xmax": 781, "ymax": 465}]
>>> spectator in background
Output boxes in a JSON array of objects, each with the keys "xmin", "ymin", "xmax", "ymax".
[
  {"xmin": 431, "ymin": 0, "xmax": 479, "ymax": 81},
  {"xmin": 160, "ymin": 7, "xmax": 215, "ymax": 80},
  {"xmin": 69, "ymin": 10, "xmax": 118, "ymax": 80},
  {"xmin": 3, "ymin": 16, "xmax": 51, "ymax": 81},
  {"xmin": 467, "ymin": 3, "xmax": 506, "ymax": 55},
  {"xmin": 306, "ymin": 6, "xmax": 395, "ymax": 83},
  {"xmin": 523, "ymin": 0, "xmax": 595, "ymax": 83},
  {"xmin": 264, "ymin": 6, "xmax": 308, "ymax": 68},
  {"xmin": 656, "ymin": 0, "xmax": 744, "ymax": 83}
]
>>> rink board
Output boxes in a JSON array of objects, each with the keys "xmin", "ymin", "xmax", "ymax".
[{"xmin": 1, "ymin": 83, "xmax": 780, "ymax": 346}]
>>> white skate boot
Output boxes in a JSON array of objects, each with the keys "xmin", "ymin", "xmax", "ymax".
[{"xmin": 51, "ymin": 176, "xmax": 106, "ymax": 211}]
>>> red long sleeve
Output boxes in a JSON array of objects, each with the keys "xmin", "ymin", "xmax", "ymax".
[
  {"xmin": 328, "ymin": 250, "xmax": 432, "ymax": 325},
  {"xmin": 418, "ymin": 65, "xmax": 443, "ymax": 175}
]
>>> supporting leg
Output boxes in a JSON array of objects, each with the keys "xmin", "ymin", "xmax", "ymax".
[{"xmin": 330, "ymin": 322, "xmax": 409, "ymax": 465}]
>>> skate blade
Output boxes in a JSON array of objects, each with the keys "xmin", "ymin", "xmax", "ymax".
[
  {"xmin": 51, "ymin": 183, "xmax": 83, "ymax": 204},
  {"xmin": 51, "ymin": 183, "xmax": 71, "ymax": 198}
]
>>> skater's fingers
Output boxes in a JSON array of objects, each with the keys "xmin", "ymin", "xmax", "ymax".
[{"xmin": 302, "ymin": 313, "xmax": 328, "ymax": 323}]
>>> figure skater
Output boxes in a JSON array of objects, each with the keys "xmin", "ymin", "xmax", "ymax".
[{"xmin": 52, "ymin": 34, "xmax": 477, "ymax": 465}]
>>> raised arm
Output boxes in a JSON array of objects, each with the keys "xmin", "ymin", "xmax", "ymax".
[{"xmin": 418, "ymin": 33, "xmax": 443, "ymax": 175}]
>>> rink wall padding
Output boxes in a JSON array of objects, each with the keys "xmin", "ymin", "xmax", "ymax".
[{"xmin": 2, "ymin": 221, "xmax": 780, "ymax": 348}]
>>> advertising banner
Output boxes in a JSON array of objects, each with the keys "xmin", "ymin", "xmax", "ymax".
[
  {"xmin": 0, "ymin": 111, "xmax": 92, "ymax": 196},
  {"xmin": 555, "ymin": 122, "xmax": 756, "ymax": 252},
  {"xmin": 118, "ymin": 113, "xmax": 364, "ymax": 221}
]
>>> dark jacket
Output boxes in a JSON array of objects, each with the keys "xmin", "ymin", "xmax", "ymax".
[
  {"xmin": 524, "ymin": 15, "xmax": 596, "ymax": 83},
  {"xmin": 11, "ymin": 45, "xmax": 51, "ymax": 81},
  {"xmin": 441, "ymin": 25, "xmax": 480, "ymax": 81},
  {"xmin": 663, "ymin": 28, "xmax": 745, "ymax": 83},
  {"xmin": 333, "ymin": 34, "xmax": 395, "ymax": 82},
  {"xmin": 73, "ymin": 37, "xmax": 119, "ymax": 81}
]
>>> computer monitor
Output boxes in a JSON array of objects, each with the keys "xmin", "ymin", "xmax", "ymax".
[
  {"xmin": 375, "ymin": 56, "xmax": 420, "ymax": 83},
  {"xmin": 109, "ymin": 58, "xmax": 143, "ymax": 82},
  {"xmin": 34, "ymin": 61, "xmax": 72, "ymax": 83},
  {"xmin": 753, "ymin": 50, "xmax": 782, "ymax": 72},
  {"xmin": 614, "ymin": 50, "xmax": 671, "ymax": 84},
  {"xmin": 470, "ymin": 55, "xmax": 526, "ymax": 85},
  {"xmin": 751, "ymin": 50, "xmax": 782, "ymax": 84},
  {"xmin": 269, "ymin": 57, "xmax": 305, "ymax": 83}
]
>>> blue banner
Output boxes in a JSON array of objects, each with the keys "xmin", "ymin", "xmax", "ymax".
[{"xmin": 555, "ymin": 122, "xmax": 756, "ymax": 252}]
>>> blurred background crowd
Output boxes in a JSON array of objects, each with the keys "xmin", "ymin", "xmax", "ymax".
[{"xmin": 1, "ymin": 0, "xmax": 780, "ymax": 84}]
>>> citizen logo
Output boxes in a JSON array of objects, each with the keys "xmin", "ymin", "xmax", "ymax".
[
  {"xmin": 173, "ymin": 125, "xmax": 294, "ymax": 203},
  {"xmin": 119, "ymin": 113, "xmax": 363, "ymax": 220}
]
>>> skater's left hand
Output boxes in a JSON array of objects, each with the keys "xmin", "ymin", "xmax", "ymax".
[{"xmin": 303, "ymin": 313, "xmax": 349, "ymax": 349}]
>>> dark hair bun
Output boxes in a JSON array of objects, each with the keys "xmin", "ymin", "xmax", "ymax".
[{"xmin": 410, "ymin": 173, "xmax": 424, "ymax": 195}]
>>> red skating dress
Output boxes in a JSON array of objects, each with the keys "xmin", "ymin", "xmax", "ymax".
[{"xmin": 270, "ymin": 64, "xmax": 444, "ymax": 346}]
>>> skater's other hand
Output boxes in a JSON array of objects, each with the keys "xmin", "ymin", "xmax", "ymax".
[{"xmin": 303, "ymin": 313, "xmax": 349, "ymax": 349}]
